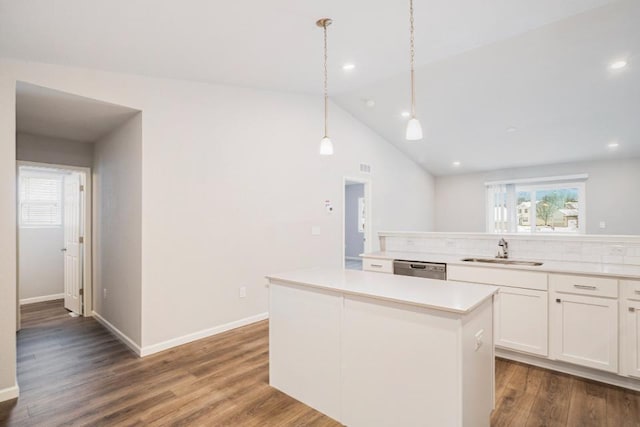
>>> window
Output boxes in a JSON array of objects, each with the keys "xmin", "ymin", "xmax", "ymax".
[
  {"xmin": 19, "ymin": 169, "xmax": 63, "ymax": 228},
  {"xmin": 486, "ymin": 175, "xmax": 586, "ymax": 234}
]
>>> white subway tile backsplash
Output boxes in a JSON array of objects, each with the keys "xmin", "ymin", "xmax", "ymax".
[
  {"xmin": 624, "ymin": 256, "xmax": 640, "ymax": 266},
  {"xmin": 380, "ymin": 233, "xmax": 640, "ymax": 266}
]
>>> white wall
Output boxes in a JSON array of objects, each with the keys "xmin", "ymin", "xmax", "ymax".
[
  {"xmin": 17, "ymin": 133, "xmax": 93, "ymax": 167},
  {"xmin": 435, "ymin": 157, "xmax": 640, "ymax": 235},
  {"xmin": 0, "ymin": 58, "xmax": 435, "ymax": 378},
  {"xmin": 19, "ymin": 226, "xmax": 64, "ymax": 302},
  {"xmin": 0, "ymin": 73, "xmax": 17, "ymax": 398},
  {"xmin": 93, "ymin": 113, "xmax": 142, "ymax": 346}
]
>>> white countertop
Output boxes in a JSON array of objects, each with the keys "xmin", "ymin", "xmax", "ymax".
[
  {"xmin": 362, "ymin": 251, "xmax": 640, "ymax": 280},
  {"xmin": 266, "ymin": 267, "xmax": 498, "ymax": 314}
]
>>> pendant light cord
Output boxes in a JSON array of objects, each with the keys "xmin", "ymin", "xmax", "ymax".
[
  {"xmin": 409, "ymin": 0, "xmax": 416, "ymax": 118},
  {"xmin": 323, "ymin": 22, "xmax": 329, "ymax": 138}
]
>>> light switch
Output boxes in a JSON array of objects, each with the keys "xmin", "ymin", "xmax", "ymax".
[
  {"xmin": 311, "ymin": 226, "xmax": 321, "ymax": 236},
  {"xmin": 599, "ymin": 221, "xmax": 606, "ymax": 229}
]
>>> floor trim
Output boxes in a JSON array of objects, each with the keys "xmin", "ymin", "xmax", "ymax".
[
  {"xmin": 20, "ymin": 293, "xmax": 64, "ymax": 305},
  {"xmin": 92, "ymin": 311, "xmax": 142, "ymax": 356},
  {"xmin": 0, "ymin": 384, "xmax": 19, "ymax": 403},
  {"xmin": 496, "ymin": 348, "xmax": 640, "ymax": 392},
  {"xmin": 140, "ymin": 312, "xmax": 269, "ymax": 357}
]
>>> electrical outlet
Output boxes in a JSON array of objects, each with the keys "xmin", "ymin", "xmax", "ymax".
[
  {"xmin": 103, "ymin": 288, "xmax": 107, "ymax": 299},
  {"xmin": 239, "ymin": 286, "xmax": 247, "ymax": 298},
  {"xmin": 311, "ymin": 226, "xmax": 321, "ymax": 236}
]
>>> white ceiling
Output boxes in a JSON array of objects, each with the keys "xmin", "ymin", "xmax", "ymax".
[
  {"xmin": 16, "ymin": 82, "xmax": 139, "ymax": 142},
  {"xmin": 2, "ymin": 0, "xmax": 637, "ymax": 175},
  {"xmin": 336, "ymin": 0, "xmax": 640, "ymax": 175},
  {"xmin": 0, "ymin": 0, "xmax": 615, "ymax": 94}
]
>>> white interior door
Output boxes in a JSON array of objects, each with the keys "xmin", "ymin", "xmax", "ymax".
[{"xmin": 63, "ymin": 173, "xmax": 83, "ymax": 314}]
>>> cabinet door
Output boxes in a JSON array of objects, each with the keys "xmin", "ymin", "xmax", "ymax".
[
  {"xmin": 623, "ymin": 300, "xmax": 640, "ymax": 378},
  {"xmin": 550, "ymin": 292, "xmax": 618, "ymax": 373},
  {"xmin": 494, "ymin": 286, "xmax": 548, "ymax": 356}
]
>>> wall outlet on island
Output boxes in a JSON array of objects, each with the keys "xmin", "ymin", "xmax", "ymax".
[
  {"xmin": 103, "ymin": 288, "xmax": 107, "ymax": 299},
  {"xmin": 239, "ymin": 286, "xmax": 247, "ymax": 298}
]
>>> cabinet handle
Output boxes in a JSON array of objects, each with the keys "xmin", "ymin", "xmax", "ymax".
[
  {"xmin": 630, "ymin": 307, "xmax": 637, "ymax": 313},
  {"xmin": 556, "ymin": 298, "xmax": 562, "ymax": 303},
  {"xmin": 573, "ymin": 285, "xmax": 597, "ymax": 291},
  {"xmin": 370, "ymin": 264, "xmax": 383, "ymax": 268},
  {"xmin": 635, "ymin": 290, "xmax": 640, "ymax": 295}
]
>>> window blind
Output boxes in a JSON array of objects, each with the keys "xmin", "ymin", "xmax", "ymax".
[{"xmin": 19, "ymin": 171, "xmax": 63, "ymax": 227}]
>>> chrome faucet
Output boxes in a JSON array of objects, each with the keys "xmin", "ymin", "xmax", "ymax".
[{"xmin": 496, "ymin": 238, "xmax": 509, "ymax": 259}]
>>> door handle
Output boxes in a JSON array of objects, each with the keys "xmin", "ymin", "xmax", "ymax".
[
  {"xmin": 573, "ymin": 285, "xmax": 597, "ymax": 290},
  {"xmin": 61, "ymin": 248, "xmax": 67, "ymax": 252}
]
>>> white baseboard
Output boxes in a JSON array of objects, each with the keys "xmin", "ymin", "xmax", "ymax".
[
  {"xmin": 140, "ymin": 312, "xmax": 269, "ymax": 357},
  {"xmin": 20, "ymin": 293, "xmax": 64, "ymax": 305},
  {"xmin": 0, "ymin": 384, "xmax": 19, "ymax": 403},
  {"xmin": 496, "ymin": 348, "xmax": 640, "ymax": 392},
  {"xmin": 92, "ymin": 311, "xmax": 142, "ymax": 357}
]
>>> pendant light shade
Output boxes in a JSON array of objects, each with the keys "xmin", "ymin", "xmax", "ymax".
[
  {"xmin": 406, "ymin": 117, "xmax": 423, "ymax": 141},
  {"xmin": 319, "ymin": 136, "xmax": 334, "ymax": 155},
  {"xmin": 405, "ymin": 0, "xmax": 424, "ymax": 141},
  {"xmin": 317, "ymin": 18, "xmax": 334, "ymax": 156}
]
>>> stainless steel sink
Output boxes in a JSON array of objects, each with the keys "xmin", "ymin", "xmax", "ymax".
[{"xmin": 461, "ymin": 258, "xmax": 544, "ymax": 267}]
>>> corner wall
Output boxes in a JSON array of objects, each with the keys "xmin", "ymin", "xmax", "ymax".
[
  {"xmin": 0, "ymin": 58, "xmax": 434, "ymax": 378},
  {"xmin": 93, "ymin": 113, "xmax": 142, "ymax": 346}
]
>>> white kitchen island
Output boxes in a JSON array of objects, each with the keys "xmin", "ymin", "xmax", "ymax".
[{"xmin": 266, "ymin": 268, "xmax": 498, "ymax": 427}]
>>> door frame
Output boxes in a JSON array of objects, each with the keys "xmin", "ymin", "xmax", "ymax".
[
  {"xmin": 16, "ymin": 160, "xmax": 93, "ymax": 320},
  {"xmin": 342, "ymin": 176, "xmax": 372, "ymax": 269}
]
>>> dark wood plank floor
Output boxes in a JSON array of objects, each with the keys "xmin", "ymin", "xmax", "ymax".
[{"xmin": 1, "ymin": 300, "xmax": 639, "ymax": 426}]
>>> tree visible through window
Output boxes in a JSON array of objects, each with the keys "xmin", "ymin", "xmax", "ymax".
[{"xmin": 487, "ymin": 177, "xmax": 586, "ymax": 234}]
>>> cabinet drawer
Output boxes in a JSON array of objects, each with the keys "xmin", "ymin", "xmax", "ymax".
[
  {"xmin": 622, "ymin": 280, "xmax": 640, "ymax": 300},
  {"xmin": 448, "ymin": 265, "xmax": 547, "ymax": 291},
  {"xmin": 550, "ymin": 274, "xmax": 618, "ymax": 298},
  {"xmin": 362, "ymin": 258, "xmax": 393, "ymax": 274}
]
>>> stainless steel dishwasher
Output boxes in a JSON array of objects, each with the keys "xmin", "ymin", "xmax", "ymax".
[{"xmin": 393, "ymin": 260, "xmax": 447, "ymax": 280}]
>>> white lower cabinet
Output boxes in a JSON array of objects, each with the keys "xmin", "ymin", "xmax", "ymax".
[
  {"xmin": 449, "ymin": 265, "xmax": 549, "ymax": 357},
  {"xmin": 549, "ymin": 291, "xmax": 619, "ymax": 373},
  {"xmin": 494, "ymin": 286, "xmax": 548, "ymax": 356},
  {"xmin": 622, "ymin": 280, "xmax": 640, "ymax": 379},
  {"xmin": 622, "ymin": 299, "xmax": 640, "ymax": 378}
]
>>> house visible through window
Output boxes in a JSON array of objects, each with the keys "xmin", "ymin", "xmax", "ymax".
[
  {"xmin": 19, "ymin": 168, "xmax": 64, "ymax": 228},
  {"xmin": 486, "ymin": 175, "xmax": 586, "ymax": 234}
]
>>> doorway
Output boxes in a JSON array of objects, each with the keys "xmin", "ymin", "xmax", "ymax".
[
  {"xmin": 17, "ymin": 162, "xmax": 92, "ymax": 317},
  {"xmin": 343, "ymin": 177, "xmax": 372, "ymax": 270}
]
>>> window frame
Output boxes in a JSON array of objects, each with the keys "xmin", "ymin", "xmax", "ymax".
[
  {"xmin": 18, "ymin": 170, "xmax": 64, "ymax": 229},
  {"xmin": 486, "ymin": 175, "xmax": 587, "ymax": 235}
]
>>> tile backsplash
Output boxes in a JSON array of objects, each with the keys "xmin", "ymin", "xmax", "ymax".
[{"xmin": 380, "ymin": 232, "xmax": 640, "ymax": 266}]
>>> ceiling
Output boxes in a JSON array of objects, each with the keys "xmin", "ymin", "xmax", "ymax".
[
  {"xmin": 16, "ymin": 82, "xmax": 139, "ymax": 142},
  {"xmin": 2, "ymin": 0, "xmax": 637, "ymax": 175},
  {"xmin": 335, "ymin": 0, "xmax": 640, "ymax": 175}
]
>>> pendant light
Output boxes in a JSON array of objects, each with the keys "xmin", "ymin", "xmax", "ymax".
[
  {"xmin": 406, "ymin": 0, "xmax": 423, "ymax": 141},
  {"xmin": 317, "ymin": 18, "xmax": 334, "ymax": 155}
]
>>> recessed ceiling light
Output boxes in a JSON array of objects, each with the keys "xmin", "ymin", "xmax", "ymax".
[
  {"xmin": 608, "ymin": 141, "xmax": 619, "ymax": 149},
  {"xmin": 506, "ymin": 127, "xmax": 517, "ymax": 133},
  {"xmin": 452, "ymin": 161, "xmax": 461, "ymax": 167},
  {"xmin": 342, "ymin": 63, "xmax": 356, "ymax": 71},
  {"xmin": 364, "ymin": 99, "xmax": 376, "ymax": 108},
  {"xmin": 610, "ymin": 60, "xmax": 627, "ymax": 70},
  {"xmin": 401, "ymin": 111, "xmax": 411, "ymax": 118}
]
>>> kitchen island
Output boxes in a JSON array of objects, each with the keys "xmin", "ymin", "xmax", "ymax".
[{"xmin": 266, "ymin": 268, "xmax": 498, "ymax": 427}]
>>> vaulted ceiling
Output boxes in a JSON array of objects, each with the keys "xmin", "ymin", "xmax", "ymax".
[{"xmin": 1, "ymin": 0, "xmax": 637, "ymax": 175}]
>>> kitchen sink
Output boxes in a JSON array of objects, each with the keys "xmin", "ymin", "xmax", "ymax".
[{"xmin": 461, "ymin": 258, "xmax": 544, "ymax": 267}]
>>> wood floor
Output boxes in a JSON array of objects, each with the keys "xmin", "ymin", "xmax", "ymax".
[{"xmin": 1, "ymin": 300, "xmax": 639, "ymax": 426}]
